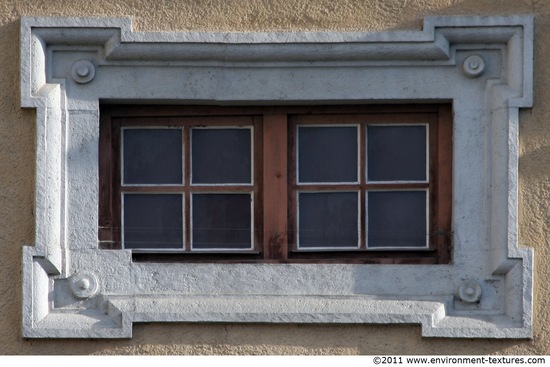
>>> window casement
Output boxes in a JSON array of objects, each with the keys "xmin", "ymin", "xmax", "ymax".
[
  {"xmin": 100, "ymin": 105, "xmax": 452, "ymax": 264},
  {"xmin": 99, "ymin": 113, "xmax": 262, "ymax": 256}
]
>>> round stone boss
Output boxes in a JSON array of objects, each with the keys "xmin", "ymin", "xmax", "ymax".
[
  {"xmin": 69, "ymin": 272, "xmax": 100, "ymax": 299},
  {"xmin": 71, "ymin": 60, "xmax": 96, "ymax": 84}
]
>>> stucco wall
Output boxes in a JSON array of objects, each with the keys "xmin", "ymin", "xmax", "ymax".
[{"xmin": 0, "ymin": 0, "xmax": 548, "ymax": 355}]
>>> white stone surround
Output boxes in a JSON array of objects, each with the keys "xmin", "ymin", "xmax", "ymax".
[{"xmin": 20, "ymin": 16, "xmax": 533, "ymax": 338}]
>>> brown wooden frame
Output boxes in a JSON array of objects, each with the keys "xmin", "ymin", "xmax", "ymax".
[{"xmin": 99, "ymin": 104, "xmax": 452, "ymax": 264}]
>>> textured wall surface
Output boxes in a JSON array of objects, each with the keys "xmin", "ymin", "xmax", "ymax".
[{"xmin": 0, "ymin": 0, "xmax": 548, "ymax": 355}]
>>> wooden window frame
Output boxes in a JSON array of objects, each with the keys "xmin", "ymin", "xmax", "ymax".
[
  {"xmin": 99, "ymin": 104, "xmax": 452, "ymax": 264},
  {"xmin": 99, "ymin": 111, "xmax": 264, "ymax": 260}
]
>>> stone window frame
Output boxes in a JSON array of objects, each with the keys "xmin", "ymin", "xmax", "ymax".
[{"xmin": 21, "ymin": 16, "xmax": 533, "ymax": 338}]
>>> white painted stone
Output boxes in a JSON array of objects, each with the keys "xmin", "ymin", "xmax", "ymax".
[{"xmin": 20, "ymin": 16, "xmax": 533, "ymax": 338}]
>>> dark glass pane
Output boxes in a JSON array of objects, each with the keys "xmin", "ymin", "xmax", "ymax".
[
  {"xmin": 367, "ymin": 125, "xmax": 426, "ymax": 181},
  {"xmin": 192, "ymin": 193, "xmax": 252, "ymax": 250},
  {"xmin": 367, "ymin": 191, "xmax": 427, "ymax": 248},
  {"xmin": 298, "ymin": 192, "xmax": 359, "ymax": 248},
  {"xmin": 298, "ymin": 126, "xmax": 358, "ymax": 183},
  {"xmin": 123, "ymin": 128, "xmax": 182, "ymax": 184},
  {"xmin": 123, "ymin": 194, "xmax": 183, "ymax": 249},
  {"xmin": 192, "ymin": 128, "xmax": 251, "ymax": 184}
]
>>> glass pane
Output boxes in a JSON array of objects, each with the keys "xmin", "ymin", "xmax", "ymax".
[
  {"xmin": 367, "ymin": 191, "xmax": 427, "ymax": 248},
  {"xmin": 192, "ymin": 128, "xmax": 252, "ymax": 184},
  {"xmin": 298, "ymin": 126, "xmax": 358, "ymax": 183},
  {"xmin": 192, "ymin": 193, "xmax": 252, "ymax": 250},
  {"xmin": 123, "ymin": 194, "xmax": 183, "ymax": 249},
  {"xmin": 367, "ymin": 125, "xmax": 427, "ymax": 181},
  {"xmin": 298, "ymin": 192, "xmax": 359, "ymax": 248},
  {"xmin": 123, "ymin": 128, "xmax": 182, "ymax": 185}
]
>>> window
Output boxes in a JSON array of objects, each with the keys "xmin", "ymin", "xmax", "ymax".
[
  {"xmin": 99, "ymin": 105, "xmax": 452, "ymax": 264},
  {"xmin": 22, "ymin": 16, "xmax": 533, "ymax": 339}
]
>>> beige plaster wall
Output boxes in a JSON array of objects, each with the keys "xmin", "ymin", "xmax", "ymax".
[{"xmin": 0, "ymin": 0, "xmax": 548, "ymax": 355}]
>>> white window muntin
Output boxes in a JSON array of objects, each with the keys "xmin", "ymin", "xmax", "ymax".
[
  {"xmin": 121, "ymin": 126, "xmax": 185, "ymax": 187},
  {"xmin": 365, "ymin": 123, "xmax": 429, "ymax": 184},
  {"xmin": 296, "ymin": 124, "xmax": 360, "ymax": 185},
  {"xmin": 121, "ymin": 192, "xmax": 186, "ymax": 251},
  {"xmin": 365, "ymin": 188, "xmax": 430, "ymax": 250},
  {"xmin": 190, "ymin": 126, "xmax": 254, "ymax": 187},
  {"xmin": 189, "ymin": 192, "xmax": 255, "ymax": 252},
  {"xmin": 296, "ymin": 190, "xmax": 361, "ymax": 251}
]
